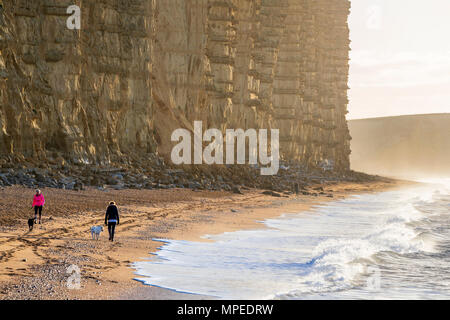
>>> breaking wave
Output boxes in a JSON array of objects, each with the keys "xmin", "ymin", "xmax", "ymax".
[{"xmin": 133, "ymin": 179, "xmax": 450, "ymax": 299}]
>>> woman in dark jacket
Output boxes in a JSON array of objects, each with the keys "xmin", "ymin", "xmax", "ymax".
[{"xmin": 104, "ymin": 201, "xmax": 120, "ymax": 241}]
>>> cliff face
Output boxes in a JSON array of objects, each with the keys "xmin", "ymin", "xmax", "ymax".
[{"xmin": 0, "ymin": 0, "xmax": 351, "ymax": 171}]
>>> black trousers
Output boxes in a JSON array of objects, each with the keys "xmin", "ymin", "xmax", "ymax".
[
  {"xmin": 108, "ymin": 222, "xmax": 117, "ymax": 241},
  {"xmin": 34, "ymin": 206, "xmax": 43, "ymax": 221}
]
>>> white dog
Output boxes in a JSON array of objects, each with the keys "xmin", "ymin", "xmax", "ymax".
[{"xmin": 90, "ymin": 226, "xmax": 104, "ymax": 240}]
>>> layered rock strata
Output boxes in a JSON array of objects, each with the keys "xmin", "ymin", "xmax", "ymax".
[{"xmin": 0, "ymin": 0, "xmax": 351, "ymax": 172}]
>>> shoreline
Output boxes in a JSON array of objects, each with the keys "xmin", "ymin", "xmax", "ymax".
[
  {"xmin": 120, "ymin": 179, "xmax": 413, "ymax": 300},
  {"xmin": 0, "ymin": 178, "xmax": 411, "ymax": 300}
]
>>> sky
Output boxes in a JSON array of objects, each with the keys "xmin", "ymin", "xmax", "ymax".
[{"xmin": 347, "ymin": 0, "xmax": 450, "ymax": 119}]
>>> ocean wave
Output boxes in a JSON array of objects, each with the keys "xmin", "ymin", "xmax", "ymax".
[{"xmin": 133, "ymin": 180, "xmax": 450, "ymax": 299}]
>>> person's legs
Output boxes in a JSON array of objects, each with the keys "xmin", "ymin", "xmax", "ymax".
[
  {"xmin": 38, "ymin": 206, "xmax": 42, "ymax": 224},
  {"xmin": 34, "ymin": 206, "xmax": 38, "ymax": 222},
  {"xmin": 111, "ymin": 223, "xmax": 116, "ymax": 241},
  {"xmin": 108, "ymin": 222, "xmax": 116, "ymax": 241},
  {"xmin": 107, "ymin": 222, "xmax": 118, "ymax": 241},
  {"xmin": 108, "ymin": 223, "xmax": 112, "ymax": 240}
]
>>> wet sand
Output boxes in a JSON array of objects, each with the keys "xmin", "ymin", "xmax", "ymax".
[{"xmin": 0, "ymin": 179, "xmax": 406, "ymax": 300}]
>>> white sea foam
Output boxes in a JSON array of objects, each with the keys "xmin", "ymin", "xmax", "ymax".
[{"xmin": 133, "ymin": 180, "xmax": 450, "ymax": 299}]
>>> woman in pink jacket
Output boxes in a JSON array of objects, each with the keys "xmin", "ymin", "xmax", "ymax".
[{"xmin": 32, "ymin": 189, "xmax": 45, "ymax": 224}]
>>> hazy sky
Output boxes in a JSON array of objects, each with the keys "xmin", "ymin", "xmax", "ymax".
[{"xmin": 347, "ymin": 0, "xmax": 450, "ymax": 119}]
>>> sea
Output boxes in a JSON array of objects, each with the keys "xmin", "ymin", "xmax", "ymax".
[{"xmin": 133, "ymin": 178, "xmax": 450, "ymax": 299}]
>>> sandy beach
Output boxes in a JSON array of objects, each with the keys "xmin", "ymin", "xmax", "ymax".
[{"xmin": 0, "ymin": 179, "xmax": 404, "ymax": 300}]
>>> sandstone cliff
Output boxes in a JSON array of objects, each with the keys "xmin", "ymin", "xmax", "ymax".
[{"xmin": 0, "ymin": 0, "xmax": 351, "ymax": 172}]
